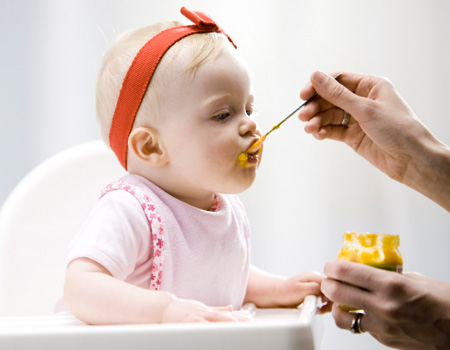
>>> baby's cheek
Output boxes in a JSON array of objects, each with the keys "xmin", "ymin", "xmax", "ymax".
[{"xmin": 203, "ymin": 147, "xmax": 235, "ymax": 169}]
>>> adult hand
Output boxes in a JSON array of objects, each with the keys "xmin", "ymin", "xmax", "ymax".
[
  {"xmin": 321, "ymin": 260, "xmax": 450, "ymax": 350},
  {"xmin": 298, "ymin": 71, "xmax": 450, "ymax": 211},
  {"xmin": 299, "ymin": 71, "xmax": 429, "ymax": 182}
]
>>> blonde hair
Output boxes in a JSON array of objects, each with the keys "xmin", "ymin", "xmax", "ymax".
[{"xmin": 96, "ymin": 21, "xmax": 231, "ymax": 146}]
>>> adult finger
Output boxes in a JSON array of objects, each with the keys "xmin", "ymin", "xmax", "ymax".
[
  {"xmin": 311, "ymin": 125, "xmax": 350, "ymax": 142},
  {"xmin": 323, "ymin": 260, "xmax": 395, "ymax": 292},
  {"xmin": 331, "ymin": 303, "xmax": 371, "ymax": 334},
  {"xmin": 309, "ymin": 71, "xmax": 368, "ymax": 119},
  {"xmin": 298, "ymin": 93, "xmax": 339, "ymax": 122},
  {"xmin": 310, "ymin": 118, "xmax": 365, "ymax": 145},
  {"xmin": 321, "ymin": 277, "xmax": 371, "ymax": 311},
  {"xmin": 304, "ymin": 107, "xmax": 351, "ymax": 134},
  {"xmin": 299, "ymin": 71, "xmax": 342, "ymax": 101}
]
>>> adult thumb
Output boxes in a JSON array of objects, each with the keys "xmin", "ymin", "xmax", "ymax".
[{"xmin": 311, "ymin": 71, "xmax": 361, "ymax": 117}]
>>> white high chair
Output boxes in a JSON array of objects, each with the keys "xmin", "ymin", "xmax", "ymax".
[
  {"xmin": 0, "ymin": 140, "xmax": 323, "ymax": 350},
  {"xmin": 0, "ymin": 140, "xmax": 127, "ymax": 317}
]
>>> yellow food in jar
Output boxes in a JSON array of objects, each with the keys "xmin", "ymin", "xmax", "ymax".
[
  {"xmin": 338, "ymin": 232, "xmax": 403, "ymax": 312},
  {"xmin": 338, "ymin": 232, "xmax": 403, "ymax": 272}
]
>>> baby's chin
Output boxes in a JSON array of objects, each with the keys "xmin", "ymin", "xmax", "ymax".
[{"xmin": 221, "ymin": 172, "xmax": 259, "ymax": 195}]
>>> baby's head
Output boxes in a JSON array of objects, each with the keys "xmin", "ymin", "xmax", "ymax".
[
  {"xmin": 96, "ymin": 8, "xmax": 262, "ymax": 208},
  {"xmin": 96, "ymin": 20, "xmax": 183, "ymax": 146}
]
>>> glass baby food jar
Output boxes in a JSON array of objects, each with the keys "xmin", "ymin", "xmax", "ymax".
[{"xmin": 338, "ymin": 232, "xmax": 403, "ymax": 311}]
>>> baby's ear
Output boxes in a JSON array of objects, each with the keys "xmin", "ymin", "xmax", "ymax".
[{"xmin": 128, "ymin": 127, "xmax": 168, "ymax": 167}]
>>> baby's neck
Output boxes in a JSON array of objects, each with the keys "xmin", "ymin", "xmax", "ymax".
[
  {"xmin": 164, "ymin": 189, "xmax": 217, "ymax": 211},
  {"xmin": 128, "ymin": 168, "xmax": 216, "ymax": 211}
]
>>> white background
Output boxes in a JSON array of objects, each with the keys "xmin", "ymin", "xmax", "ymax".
[{"xmin": 1, "ymin": 0, "xmax": 449, "ymax": 349}]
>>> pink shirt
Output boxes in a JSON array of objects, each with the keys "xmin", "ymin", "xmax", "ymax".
[{"xmin": 63, "ymin": 174, "xmax": 251, "ymax": 309}]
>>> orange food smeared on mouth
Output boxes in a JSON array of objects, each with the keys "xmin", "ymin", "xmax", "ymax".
[
  {"xmin": 238, "ymin": 152, "xmax": 249, "ymax": 167},
  {"xmin": 238, "ymin": 135, "xmax": 266, "ymax": 168}
]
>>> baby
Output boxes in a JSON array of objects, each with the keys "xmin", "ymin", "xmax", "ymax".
[{"xmin": 62, "ymin": 7, "xmax": 325, "ymax": 324}]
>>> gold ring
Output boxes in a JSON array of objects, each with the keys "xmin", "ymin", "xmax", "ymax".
[
  {"xmin": 350, "ymin": 312, "xmax": 365, "ymax": 334},
  {"xmin": 341, "ymin": 111, "xmax": 350, "ymax": 126}
]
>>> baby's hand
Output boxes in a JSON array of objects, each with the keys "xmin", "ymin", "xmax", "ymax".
[
  {"xmin": 275, "ymin": 271, "xmax": 327, "ymax": 307},
  {"xmin": 161, "ymin": 298, "xmax": 250, "ymax": 323}
]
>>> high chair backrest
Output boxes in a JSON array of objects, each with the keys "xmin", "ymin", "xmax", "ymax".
[{"xmin": 0, "ymin": 140, "xmax": 126, "ymax": 316}]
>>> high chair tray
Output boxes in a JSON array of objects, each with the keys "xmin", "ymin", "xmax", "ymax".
[{"xmin": 0, "ymin": 296, "xmax": 323, "ymax": 350}]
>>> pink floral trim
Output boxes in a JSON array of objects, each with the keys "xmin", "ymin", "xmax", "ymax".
[{"xmin": 101, "ymin": 182, "xmax": 165, "ymax": 290}]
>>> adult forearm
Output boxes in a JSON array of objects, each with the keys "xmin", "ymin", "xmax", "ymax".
[{"xmin": 403, "ymin": 132, "xmax": 450, "ymax": 212}]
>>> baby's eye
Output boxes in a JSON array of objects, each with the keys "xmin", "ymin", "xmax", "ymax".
[
  {"xmin": 214, "ymin": 112, "xmax": 230, "ymax": 121},
  {"xmin": 246, "ymin": 109, "xmax": 253, "ymax": 117}
]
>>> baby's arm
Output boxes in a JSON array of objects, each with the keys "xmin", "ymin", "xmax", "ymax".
[
  {"xmin": 64, "ymin": 258, "xmax": 241, "ymax": 324},
  {"xmin": 243, "ymin": 265, "xmax": 325, "ymax": 308}
]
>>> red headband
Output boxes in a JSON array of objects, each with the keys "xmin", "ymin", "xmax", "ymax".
[{"xmin": 109, "ymin": 7, "xmax": 237, "ymax": 169}]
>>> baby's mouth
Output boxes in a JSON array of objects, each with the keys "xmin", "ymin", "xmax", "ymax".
[{"xmin": 238, "ymin": 136, "xmax": 265, "ymax": 168}]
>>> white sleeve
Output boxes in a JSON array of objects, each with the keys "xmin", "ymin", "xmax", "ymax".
[{"xmin": 65, "ymin": 190, "xmax": 150, "ymax": 281}]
